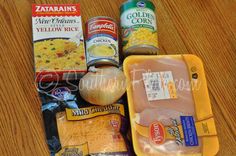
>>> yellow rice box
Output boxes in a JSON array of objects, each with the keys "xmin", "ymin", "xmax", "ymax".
[
  {"xmin": 123, "ymin": 55, "xmax": 219, "ymax": 156},
  {"xmin": 32, "ymin": 4, "xmax": 87, "ymax": 82}
]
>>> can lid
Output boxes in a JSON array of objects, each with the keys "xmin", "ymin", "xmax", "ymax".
[
  {"xmin": 87, "ymin": 58, "xmax": 119, "ymax": 67},
  {"xmin": 120, "ymin": 0, "xmax": 155, "ymax": 13},
  {"xmin": 124, "ymin": 44, "xmax": 159, "ymax": 56},
  {"xmin": 86, "ymin": 16, "xmax": 117, "ymax": 24}
]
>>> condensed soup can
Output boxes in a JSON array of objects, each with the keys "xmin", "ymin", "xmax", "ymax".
[
  {"xmin": 86, "ymin": 16, "xmax": 119, "ymax": 67},
  {"xmin": 120, "ymin": 0, "xmax": 159, "ymax": 55}
]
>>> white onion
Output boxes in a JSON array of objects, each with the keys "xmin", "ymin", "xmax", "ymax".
[{"xmin": 79, "ymin": 66, "xmax": 126, "ymax": 106}]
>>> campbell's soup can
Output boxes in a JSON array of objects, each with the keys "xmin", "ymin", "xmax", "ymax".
[
  {"xmin": 120, "ymin": 0, "xmax": 159, "ymax": 55},
  {"xmin": 85, "ymin": 16, "xmax": 119, "ymax": 67}
]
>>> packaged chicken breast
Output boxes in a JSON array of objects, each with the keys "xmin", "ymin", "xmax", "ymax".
[{"xmin": 123, "ymin": 55, "xmax": 219, "ymax": 156}]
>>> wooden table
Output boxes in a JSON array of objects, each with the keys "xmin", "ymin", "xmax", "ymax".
[{"xmin": 0, "ymin": 0, "xmax": 235, "ymax": 155}]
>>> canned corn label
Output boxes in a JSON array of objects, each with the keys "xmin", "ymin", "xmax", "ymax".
[
  {"xmin": 86, "ymin": 17, "xmax": 119, "ymax": 66},
  {"xmin": 120, "ymin": 0, "xmax": 158, "ymax": 53}
]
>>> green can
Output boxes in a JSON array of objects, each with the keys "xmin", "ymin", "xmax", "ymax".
[{"xmin": 120, "ymin": 0, "xmax": 159, "ymax": 55}]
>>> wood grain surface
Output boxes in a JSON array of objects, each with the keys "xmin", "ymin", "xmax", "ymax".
[{"xmin": 0, "ymin": 0, "xmax": 235, "ymax": 155}]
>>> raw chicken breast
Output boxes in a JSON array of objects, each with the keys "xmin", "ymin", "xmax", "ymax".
[
  {"xmin": 135, "ymin": 107, "xmax": 190, "ymax": 126},
  {"xmin": 128, "ymin": 57, "xmax": 201, "ymax": 155}
]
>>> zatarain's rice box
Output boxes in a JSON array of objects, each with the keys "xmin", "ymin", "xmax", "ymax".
[{"xmin": 32, "ymin": 4, "xmax": 87, "ymax": 82}]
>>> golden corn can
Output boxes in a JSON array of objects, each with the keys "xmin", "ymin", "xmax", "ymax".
[{"xmin": 120, "ymin": 0, "xmax": 159, "ymax": 55}]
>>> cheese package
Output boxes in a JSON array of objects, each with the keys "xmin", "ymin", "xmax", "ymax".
[
  {"xmin": 123, "ymin": 55, "xmax": 219, "ymax": 156},
  {"xmin": 32, "ymin": 4, "xmax": 87, "ymax": 82},
  {"xmin": 38, "ymin": 81, "xmax": 131, "ymax": 156}
]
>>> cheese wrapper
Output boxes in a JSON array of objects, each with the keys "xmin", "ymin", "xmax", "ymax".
[{"xmin": 38, "ymin": 81, "xmax": 131, "ymax": 156}]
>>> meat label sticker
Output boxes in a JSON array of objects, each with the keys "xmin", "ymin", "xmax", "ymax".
[
  {"xmin": 142, "ymin": 71, "xmax": 177, "ymax": 101},
  {"xmin": 149, "ymin": 122, "xmax": 165, "ymax": 145},
  {"xmin": 180, "ymin": 116, "xmax": 199, "ymax": 146}
]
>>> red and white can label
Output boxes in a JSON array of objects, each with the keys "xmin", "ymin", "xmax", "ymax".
[
  {"xmin": 85, "ymin": 17, "xmax": 119, "ymax": 66},
  {"xmin": 86, "ymin": 18, "xmax": 118, "ymax": 39}
]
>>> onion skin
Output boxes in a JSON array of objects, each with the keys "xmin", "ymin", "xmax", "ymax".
[{"xmin": 79, "ymin": 66, "xmax": 126, "ymax": 106}]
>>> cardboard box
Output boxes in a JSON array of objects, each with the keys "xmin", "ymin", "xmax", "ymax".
[{"xmin": 32, "ymin": 4, "xmax": 87, "ymax": 82}]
